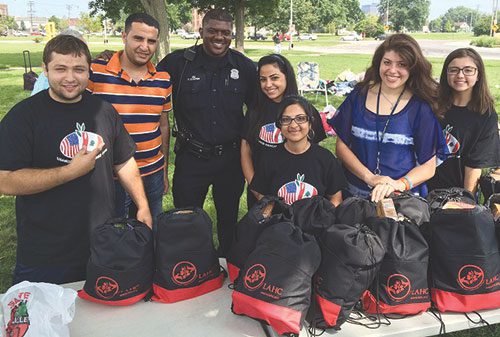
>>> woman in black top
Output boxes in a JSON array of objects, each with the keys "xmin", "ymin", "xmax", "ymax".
[
  {"xmin": 250, "ymin": 95, "xmax": 346, "ymax": 206},
  {"xmin": 428, "ymin": 48, "xmax": 500, "ymax": 194},
  {"xmin": 241, "ymin": 54, "xmax": 326, "ymax": 209}
]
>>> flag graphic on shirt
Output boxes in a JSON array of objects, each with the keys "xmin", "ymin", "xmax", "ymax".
[
  {"xmin": 259, "ymin": 123, "xmax": 283, "ymax": 144},
  {"xmin": 59, "ymin": 122, "xmax": 104, "ymax": 159},
  {"xmin": 437, "ymin": 124, "xmax": 460, "ymax": 166},
  {"xmin": 278, "ymin": 173, "xmax": 318, "ymax": 205}
]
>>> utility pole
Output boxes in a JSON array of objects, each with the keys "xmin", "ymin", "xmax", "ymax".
[
  {"xmin": 27, "ymin": 0, "xmax": 35, "ymax": 33},
  {"xmin": 492, "ymin": 0, "xmax": 499, "ymax": 37}
]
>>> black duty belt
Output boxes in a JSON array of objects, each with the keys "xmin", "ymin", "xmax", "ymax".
[{"xmin": 183, "ymin": 137, "xmax": 240, "ymax": 159}]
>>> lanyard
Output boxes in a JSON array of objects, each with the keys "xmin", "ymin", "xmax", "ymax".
[{"xmin": 374, "ymin": 85, "xmax": 405, "ymax": 175}]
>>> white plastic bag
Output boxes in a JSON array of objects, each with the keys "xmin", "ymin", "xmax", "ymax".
[{"xmin": 1, "ymin": 281, "xmax": 77, "ymax": 337}]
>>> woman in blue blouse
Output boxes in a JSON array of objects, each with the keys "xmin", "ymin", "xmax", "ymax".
[{"xmin": 329, "ymin": 34, "xmax": 447, "ymax": 202}]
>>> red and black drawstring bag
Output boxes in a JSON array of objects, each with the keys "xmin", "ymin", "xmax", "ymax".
[
  {"xmin": 226, "ymin": 196, "xmax": 292, "ymax": 282},
  {"xmin": 427, "ymin": 190, "xmax": 500, "ymax": 312},
  {"xmin": 232, "ymin": 221, "xmax": 320, "ymax": 336},
  {"xmin": 79, "ymin": 218, "xmax": 154, "ymax": 305},
  {"xmin": 309, "ymin": 223, "xmax": 385, "ymax": 330},
  {"xmin": 335, "ymin": 196, "xmax": 377, "ymax": 226},
  {"xmin": 291, "ymin": 195, "xmax": 337, "ymax": 239},
  {"xmin": 391, "ymin": 191, "xmax": 430, "ymax": 226},
  {"xmin": 152, "ymin": 207, "xmax": 224, "ymax": 303},
  {"xmin": 362, "ymin": 216, "xmax": 431, "ymax": 315}
]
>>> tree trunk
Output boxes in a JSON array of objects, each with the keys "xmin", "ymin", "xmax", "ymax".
[
  {"xmin": 234, "ymin": 0, "xmax": 245, "ymax": 53},
  {"xmin": 140, "ymin": 0, "xmax": 170, "ymax": 61}
]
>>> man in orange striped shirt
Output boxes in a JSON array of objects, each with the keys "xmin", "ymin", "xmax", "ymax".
[{"xmin": 88, "ymin": 13, "xmax": 171, "ymax": 222}]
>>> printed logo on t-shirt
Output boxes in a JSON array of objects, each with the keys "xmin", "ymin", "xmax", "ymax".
[
  {"xmin": 443, "ymin": 124, "xmax": 461, "ymax": 157},
  {"xmin": 278, "ymin": 173, "xmax": 318, "ymax": 205},
  {"xmin": 6, "ymin": 291, "xmax": 31, "ymax": 337},
  {"xmin": 259, "ymin": 122, "xmax": 284, "ymax": 146},
  {"xmin": 57, "ymin": 122, "xmax": 106, "ymax": 163}
]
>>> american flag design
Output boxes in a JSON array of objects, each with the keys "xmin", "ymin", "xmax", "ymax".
[
  {"xmin": 444, "ymin": 125, "xmax": 460, "ymax": 155},
  {"xmin": 278, "ymin": 173, "xmax": 318, "ymax": 205},
  {"xmin": 259, "ymin": 123, "xmax": 283, "ymax": 144},
  {"xmin": 59, "ymin": 122, "xmax": 104, "ymax": 159}
]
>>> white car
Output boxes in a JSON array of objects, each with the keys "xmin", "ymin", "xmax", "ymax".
[
  {"xmin": 181, "ymin": 31, "xmax": 200, "ymax": 39},
  {"xmin": 298, "ymin": 33, "xmax": 317, "ymax": 41},
  {"xmin": 340, "ymin": 33, "xmax": 362, "ymax": 41},
  {"xmin": 13, "ymin": 30, "xmax": 28, "ymax": 37}
]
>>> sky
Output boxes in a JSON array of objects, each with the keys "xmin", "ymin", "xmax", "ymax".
[{"xmin": 2, "ymin": 0, "xmax": 495, "ymax": 20}]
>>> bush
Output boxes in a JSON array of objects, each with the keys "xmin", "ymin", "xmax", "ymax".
[
  {"xmin": 33, "ymin": 36, "xmax": 43, "ymax": 43},
  {"xmin": 470, "ymin": 36, "xmax": 500, "ymax": 48}
]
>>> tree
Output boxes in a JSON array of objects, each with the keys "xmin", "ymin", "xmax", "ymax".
[
  {"xmin": 0, "ymin": 15, "xmax": 18, "ymax": 32},
  {"xmin": 355, "ymin": 15, "xmax": 384, "ymax": 38},
  {"xmin": 442, "ymin": 19, "xmax": 453, "ymax": 33},
  {"xmin": 79, "ymin": 12, "xmax": 103, "ymax": 34},
  {"xmin": 442, "ymin": 6, "xmax": 480, "ymax": 26},
  {"xmin": 473, "ymin": 14, "xmax": 493, "ymax": 37},
  {"xmin": 379, "ymin": 0, "xmax": 430, "ymax": 32},
  {"xmin": 20, "ymin": 20, "xmax": 26, "ymax": 31},
  {"xmin": 48, "ymin": 15, "xmax": 62, "ymax": 30},
  {"xmin": 429, "ymin": 17, "xmax": 442, "ymax": 32}
]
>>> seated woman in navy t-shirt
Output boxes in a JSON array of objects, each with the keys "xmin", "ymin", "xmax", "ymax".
[{"xmin": 250, "ymin": 95, "xmax": 346, "ymax": 206}]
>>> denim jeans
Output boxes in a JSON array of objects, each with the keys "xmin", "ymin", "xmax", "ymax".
[{"xmin": 115, "ymin": 169, "xmax": 164, "ymax": 226}]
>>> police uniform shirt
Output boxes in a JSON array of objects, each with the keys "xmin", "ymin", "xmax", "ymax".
[{"xmin": 157, "ymin": 45, "xmax": 257, "ymax": 145}]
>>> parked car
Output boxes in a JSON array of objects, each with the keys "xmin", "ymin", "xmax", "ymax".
[
  {"xmin": 181, "ymin": 31, "xmax": 200, "ymax": 39},
  {"xmin": 13, "ymin": 30, "xmax": 28, "ymax": 37},
  {"xmin": 298, "ymin": 33, "xmax": 317, "ymax": 41},
  {"xmin": 340, "ymin": 33, "xmax": 362, "ymax": 41},
  {"xmin": 247, "ymin": 33, "xmax": 267, "ymax": 41},
  {"xmin": 375, "ymin": 34, "xmax": 388, "ymax": 40},
  {"xmin": 0, "ymin": 31, "xmax": 7, "ymax": 37}
]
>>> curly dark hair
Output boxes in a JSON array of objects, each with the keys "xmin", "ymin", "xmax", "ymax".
[{"xmin": 358, "ymin": 33, "xmax": 438, "ymax": 110}]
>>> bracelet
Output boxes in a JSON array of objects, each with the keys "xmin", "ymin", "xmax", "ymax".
[{"xmin": 399, "ymin": 175, "xmax": 413, "ymax": 191}]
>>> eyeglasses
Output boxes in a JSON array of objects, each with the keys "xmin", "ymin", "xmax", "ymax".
[
  {"xmin": 279, "ymin": 114, "xmax": 309, "ymax": 125},
  {"xmin": 447, "ymin": 66, "xmax": 477, "ymax": 76}
]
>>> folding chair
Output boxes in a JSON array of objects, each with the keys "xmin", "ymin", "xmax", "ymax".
[{"xmin": 297, "ymin": 61, "xmax": 328, "ymax": 105}]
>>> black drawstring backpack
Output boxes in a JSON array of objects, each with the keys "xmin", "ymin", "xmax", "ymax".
[
  {"xmin": 232, "ymin": 221, "xmax": 320, "ymax": 336},
  {"xmin": 362, "ymin": 217, "xmax": 431, "ymax": 315},
  {"xmin": 227, "ymin": 196, "xmax": 292, "ymax": 282},
  {"xmin": 486, "ymin": 194, "xmax": 500, "ymax": 243},
  {"xmin": 310, "ymin": 223, "xmax": 385, "ymax": 330},
  {"xmin": 427, "ymin": 193, "xmax": 500, "ymax": 312},
  {"xmin": 335, "ymin": 197, "xmax": 377, "ymax": 226},
  {"xmin": 426, "ymin": 187, "xmax": 476, "ymax": 213},
  {"xmin": 391, "ymin": 191, "xmax": 430, "ymax": 227},
  {"xmin": 79, "ymin": 218, "xmax": 154, "ymax": 305},
  {"xmin": 480, "ymin": 172, "xmax": 500, "ymax": 204},
  {"xmin": 152, "ymin": 207, "xmax": 224, "ymax": 303},
  {"xmin": 291, "ymin": 195, "xmax": 337, "ymax": 238}
]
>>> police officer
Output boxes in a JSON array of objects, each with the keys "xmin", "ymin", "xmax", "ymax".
[{"xmin": 156, "ymin": 8, "xmax": 257, "ymax": 256}]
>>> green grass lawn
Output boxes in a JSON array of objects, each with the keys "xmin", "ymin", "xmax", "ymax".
[{"xmin": 0, "ymin": 40, "xmax": 498, "ymax": 336}]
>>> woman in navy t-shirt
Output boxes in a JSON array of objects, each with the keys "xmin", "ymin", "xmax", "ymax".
[{"xmin": 329, "ymin": 34, "xmax": 447, "ymax": 202}]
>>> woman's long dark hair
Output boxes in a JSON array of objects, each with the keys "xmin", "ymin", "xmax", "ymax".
[
  {"xmin": 247, "ymin": 54, "xmax": 298, "ymax": 141},
  {"xmin": 437, "ymin": 48, "xmax": 494, "ymax": 117},
  {"xmin": 358, "ymin": 34, "xmax": 438, "ymax": 110}
]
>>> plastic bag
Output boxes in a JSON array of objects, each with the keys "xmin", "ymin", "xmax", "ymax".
[{"xmin": 1, "ymin": 281, "xmax": 77, "ymax": 337}]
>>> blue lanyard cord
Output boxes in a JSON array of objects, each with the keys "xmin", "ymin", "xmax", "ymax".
[{"xmin": 374, "ymin": 84, "xmax": 406, "ymax": 175}]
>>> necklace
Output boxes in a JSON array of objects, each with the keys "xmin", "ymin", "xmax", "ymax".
[
  {"xmin": 374, "ymin": 84, "xmax": 406, "ymax": 175},
  {"xmin": 380, "ymin": 90, "xmax": 396, "ymax": 109},
  {"xmin": 284, "ymin": 141, "xmax": 310, "ymax": 154}
]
